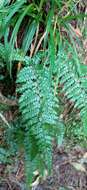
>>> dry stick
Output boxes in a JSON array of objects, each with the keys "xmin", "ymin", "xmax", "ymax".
[
  {"xmin": 34, "ymin": 31, "xmax": 47, "ymax": 54},
  {"xmin": 15, "ymin": 38, "xmax": 22, "ymax": 72},
  {"xmin": 30, "ymin": 24, "xmax": 39, "ymax": 58},
  {"xmin": 0, "ymin": 113, "xmax": 11, "ymax": 128},
  {"xmin": 0, "ymin": 92, "xmax": 18, "ymax": 106},
  {"xmin": 82, "ymin": 7, "xmax": 87, "ymax": 33},
  {"xmin": 53, "ymin": 15, "xmax": 58, "ymax": 36},
  {"xmin": 59, "ymin": 0, "xmax": 80, "ymax": 21}
]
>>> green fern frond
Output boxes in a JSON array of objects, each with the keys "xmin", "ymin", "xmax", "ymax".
[
  {"xmin": 57, "ymin": 50, "xmax": 87, "ymax": 134},
  {"xmin": 59, "ymin": 62, "xmax": 87, "ymax": 112},
  {"xmin": 16, "ymin": 62, "xmax": 61, "ymax": 186}
]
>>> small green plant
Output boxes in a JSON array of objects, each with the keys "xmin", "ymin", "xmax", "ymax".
[{"xmin": 16, "ymin": 53, "xmax": 64, "ymax": 185}]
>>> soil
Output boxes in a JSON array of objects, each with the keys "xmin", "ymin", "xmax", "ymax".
[{"xmin": 0, "ymin": 145, "xmax": 87, "ymax": 190}]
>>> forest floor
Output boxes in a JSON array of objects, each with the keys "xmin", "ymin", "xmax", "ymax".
[{"xmin": 0, "ymin": 144, "xmax": 87, "ymax": 190}]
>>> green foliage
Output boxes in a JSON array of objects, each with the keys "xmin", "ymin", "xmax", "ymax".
[
  {"xmin": 59, "ymin": 54, "xmax": 87, "ymax": 115},
  {"xmin": 16, "ymin": 57, "xmax": 63, "ymax": 185},
  {"xmin": 0, "ymin": 0, "xmax": 86, "ymax": 75},
  {"xmin": 15, "ymin": 42, "xmax": 87, "ymax": 186},
  {"xmin": 1, "ymin": 44, "xmax": 87, "ymax": 186},
  {"xmin": 0, "ymin": 0, "xmax": 87, "ymax": 188},
  {"xmin": 57, "ymin": 45, "xmax": 87, "ymax": 143}
]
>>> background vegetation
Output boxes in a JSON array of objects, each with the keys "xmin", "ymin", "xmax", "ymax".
[{"xmin": 0, "ymin": 0, "xmax": 87, "ymax": 189}]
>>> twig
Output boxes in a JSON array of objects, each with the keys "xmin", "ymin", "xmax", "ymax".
[
  {"xmin": 0, "ymin": 179, "xmax": 12, "ymax": 190},
  {"xmin": 0, "ymin": 92, "xmax": 18, "ymax": 106},
  {"xmin": 30, "ymin": 24, "xmax": 39, "ymax": 57},
  {"xmin": 0, "ymin": 113, "xmax": 11, "ymax": 128},
  {"xmin": 34, "ymin": 31, "xmax": 47, "ymax": 54}
]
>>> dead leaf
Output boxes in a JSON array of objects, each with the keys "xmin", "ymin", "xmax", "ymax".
[
  {"xmin": 71, "ymin": 27, "xmax": 82, "ymax": 38},
  {"xmin": 71, "ymin": 162, "xmax": 86, "ymax": 173},
  {"xmin": 80, "ymin": 152, "xmax": 87, "ymax": 164},
  {"xmin": 31, "ymin": 176, "xmax": 40, "ymax": 187},
  {"xmin": 83, "ymin": 152, "xmax": 87, "ymax": 159}
]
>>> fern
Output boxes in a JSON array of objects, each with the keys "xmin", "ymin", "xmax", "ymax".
[
  {"xmin": 16, "ymin": 46, "xmax": 87, "ymax": 186},
  {"xmin": 0, "ymin": 1, "xmax": 87, "ymax": 188},
  {"xmin": 57, "ymin": 49, "xmax": 87, "ymax": 135},
  {"xmin": 16, "ymin": 61, "xmax": 62, "ymax": 186}
]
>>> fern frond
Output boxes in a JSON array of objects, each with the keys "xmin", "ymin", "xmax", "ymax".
[
  {"xmin": 59, "ymin": 62, "xmax": 87, "ymax": 112},
  {"xmin": 57, "ymin": 50, "xmax": 87, "ymax": 134},
  {"xmin": 16, "ymin": 62, "xmax": 61, "ymax": 186}
]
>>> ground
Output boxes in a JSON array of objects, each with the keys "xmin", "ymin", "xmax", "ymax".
[{"xmin": 0, "ymin": 145, "xmax": 87, "ymax": 190}]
